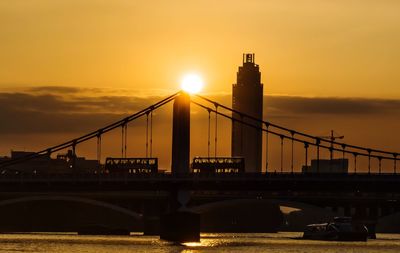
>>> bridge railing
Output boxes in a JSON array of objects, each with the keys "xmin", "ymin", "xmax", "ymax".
[{"xmin": 0, "ymin": 171, "xmax": 399, "ymax": 184}]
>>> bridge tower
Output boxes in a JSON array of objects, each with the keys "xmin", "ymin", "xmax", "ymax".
[
  {"xmin": 171, "ymin": 92, "xmax": 190, "ymax": 174},
  {"xmin": 164, "ymin": 91, "xmax": 200, "ymax": 243},
  {"xmin": 232, "ymin": 53, "xmax": 263, "ymax": 172}
]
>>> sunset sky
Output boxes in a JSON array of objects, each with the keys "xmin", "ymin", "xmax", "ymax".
[{"xmin": 1, "ymin": 0, "xmax": 400, "ymax": 171}]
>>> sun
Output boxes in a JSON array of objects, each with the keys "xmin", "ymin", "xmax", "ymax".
[{"xmin": 180, "ymin": 73, "xmax": 204, "ymax": 94}]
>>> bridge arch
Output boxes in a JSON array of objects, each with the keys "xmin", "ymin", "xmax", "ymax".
[
  {"xmin": 191, "ymin": 199, "xmax": 335, "ymax": 212},
  {"xmin": 0, "ymin": 196, "xmax": 142, "ymax": 219},
  {"xmin": 0, "ymin": 195, "xmax": 143, "ymax": 232},
  {"xmin": 190, "ymin": 198, "xmax": 336, "ymax": 232},
  {"xmin": 377, "ymin": 212, "xmax": 400, "ymax": 233}
]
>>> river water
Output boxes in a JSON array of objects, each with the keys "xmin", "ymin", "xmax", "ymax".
[{"xmin": 1, "ymin": 232, "xmax": 400, "ymax": 253}]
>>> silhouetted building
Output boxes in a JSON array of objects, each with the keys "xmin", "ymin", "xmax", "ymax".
[
  {"xmin": 0, "ymin": 150, "xmax": 98, "ymax": 174},
  {"xmin": 302, "ymin": 159, "xmax": 349, "ymax": 173},
  {"xmin": 231, "ymin": 53, "xmax": 263, "ymax": 172}
]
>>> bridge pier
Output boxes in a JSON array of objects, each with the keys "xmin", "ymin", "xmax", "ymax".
[
  {"xmin": 160, "ymin": 189, "xmax": 200, "ymax": 242},
  {"xmin": 143, "ymin": 200, "xmax": 164, "ymax": 236},
  {"xmin": 329, "ymin": 204, "xmax": 377, "ymax": 239},
  {"xmin": 353, "ymin": 205, "xmax": 377, "ymax": 239},
  {"xmin": 143, "ymin": 216, "xmax": 160, "ymax": 235},
  {"xmin": 160, "ymin": 210, "xmax": 200, "ymax": 242},
  {"xmin": 171, "ymin": 91, "xmax": 190, "ymax": 175},
  {"xmin": 365, "ymin": 222, "xmax": 377, "ymax": 239}
]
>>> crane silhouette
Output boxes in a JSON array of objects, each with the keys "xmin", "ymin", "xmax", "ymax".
[{"xmin": 317, "ymin": 130, "xmax": 344, "ymax": 160}]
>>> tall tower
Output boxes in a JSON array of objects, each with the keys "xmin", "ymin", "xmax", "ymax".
[{"xmin": 231, "ymin": 53, "xmax": 263, "ymax": 172}]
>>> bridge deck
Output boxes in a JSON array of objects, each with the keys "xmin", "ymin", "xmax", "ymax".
[{"xmin": 0, "ymin": 173, "xmax": 399, "ymax": 194}]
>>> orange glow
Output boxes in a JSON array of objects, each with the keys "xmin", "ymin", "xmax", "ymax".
[{"xmin": 1, "ymin": 1, "xmax": 400, "ymax": 98}]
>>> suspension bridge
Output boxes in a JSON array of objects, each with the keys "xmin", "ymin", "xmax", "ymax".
[
  {"xmin": 0, "ymin": 91, "xmax": 398, "ymax": 174},
  {"xmin": 0, "ymin": 91, "xmax": 399, "ymax": 239}
]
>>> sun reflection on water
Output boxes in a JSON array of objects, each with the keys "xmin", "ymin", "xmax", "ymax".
[
  {"xmin": 179, "ymin": 238, "xmax": 221, "ymax": 250},
  {"xmin": 181, "ymin": 242, "xmax": 202, "ymax": 247}
]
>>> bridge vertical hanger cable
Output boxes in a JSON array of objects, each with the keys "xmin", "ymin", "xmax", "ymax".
[
  {"xmin": 240, "ymin": 114, "xmax": 244, "ymax": 154},
  {"xmin": 354, "ymin": 153, "xmax": 358, "ymax": 173},
  {"xmin": 265, "ymin": 123, "xmax": 269, "ymax": 172},
  {"xmin": 378, "ymin": 157, "xmax": 382, "ymax": 174},
  {"xmin": 328, "ymin": 146, "xmax": 333, "ymax": 173},
  {"xmin": 150, "ymin": 110, "xmax": 153, "ymax": 158},
  {"xmin": 280, "ymin": 135, "xmax": 284, "ymax": 173},
  {"xmin": 124, "ymin": 122, "xmax": 128, "ymax": 158},
  {"xmin": 214, "ymin": 104, "xmax": 218, "ymax": 158},
  {"xmin": 316, "ymin": 138, "xmax": 320, "ymax": 173},
  {"xmin": 394, "ymin": 153, "xmax": 397, "ymax": 174},
  {"xmin": 207, "ymin": 109, "xmax": 211, "ymax": 157},
  {"xmin": 367, "ymin": 149, "xmax": 371, "ymax": 174},
  {"xmin": 290, "ymin": 131, "xmax": 294, "ymax": 173},
  {"xmin": 121, "ymin": 124, "xmax": 125, "ymax": 158},
  {"xmin": 304, "ymin": 142, "xmax": 309, "ymax": 169},
  {"xmin": 341, "ymin": 144, "xmax": 346, "ymax": 171},
  {"xmin": 146, "ymin": 112, "xmax": 149, "ymax": 158},
  {"xmin": 72, "ymin": 141, "xmax": 76, "ymax": 170},
  {"xmin": 97, "ymin": 133, "xmax": 102, "ymax": 168}
]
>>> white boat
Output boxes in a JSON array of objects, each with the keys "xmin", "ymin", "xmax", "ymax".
[{"xmin": 303, "ymin": 217, "xmax": 368, "ymax": 241}]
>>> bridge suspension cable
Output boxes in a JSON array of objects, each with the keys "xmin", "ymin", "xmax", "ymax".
[
  {"xmin": 2, "ymin": 90, "xmax": 399, "ymax": 174},
  {"xmin": 0, "ymin": 92, "xmax": 180, "ymax": 168},
  {"xmin": 193, "ymin": 94, "xmax": 400, "ymax": 170},
  {"xmin": 194, "ymin": 94, "xmax": 399, "ymax": 160},
  {"xmin": 190, "ymin": 99, "xmax": 399, "ymax": 174}
]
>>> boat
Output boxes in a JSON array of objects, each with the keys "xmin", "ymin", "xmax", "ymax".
[{"xmin": 303, "ymin": 217, "xmax": 368, "ymax": 241}]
